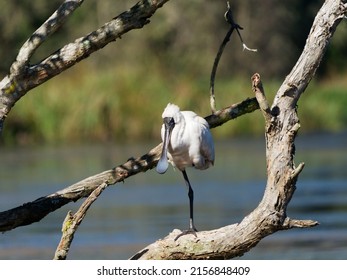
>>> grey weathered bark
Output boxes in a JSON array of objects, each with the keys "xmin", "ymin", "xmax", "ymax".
[
  {"xmin": 53, "ymin": 182, "xmax": 108, "ymax": 260},
  {"xmin": 0, "ymin": 0, "xmax": 169, "ymax": 133},
  {"xmin": 0, "ymin": 0, "xmax": 346, "ymax": 260},
  {"xmin": 130, "ymin": 0, "xmax": 347, "ymax": 259}
]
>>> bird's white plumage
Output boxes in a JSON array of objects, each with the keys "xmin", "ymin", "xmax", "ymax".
[
  {"xmin": 159, "ymin": 103, "xmax": 214, "ymax": 172},
  {"xmin": 156, "ymin": 103, "xmax": 215, "ymax": 238},
  {"xmin": 162, "ymin": 103, "xmax": 180, "ymax": 119}
]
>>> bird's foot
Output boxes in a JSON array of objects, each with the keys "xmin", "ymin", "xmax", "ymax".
[{"xmin": 174, "ymin": 227, "xmax": 198, "ymax": 241}]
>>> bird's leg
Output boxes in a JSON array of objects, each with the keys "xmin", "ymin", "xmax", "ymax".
[{"xmin": 175, "ymin": 170, "xmax": 198, "ymax": 241}]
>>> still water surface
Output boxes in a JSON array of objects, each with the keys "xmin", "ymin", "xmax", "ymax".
[{"xmin": 0, "ymin": 132, "xmax": 346, "ymax": 259}]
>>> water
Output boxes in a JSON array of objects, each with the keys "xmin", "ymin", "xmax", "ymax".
[{"xmin": 0, "ymin": 132, "xmax": 346, "ymax": 259}]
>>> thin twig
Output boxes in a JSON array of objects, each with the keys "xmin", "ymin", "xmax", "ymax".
[
  {"xmin": 209, "ymin": 26, "xmax": 234, "ymax": 113},
  {"xmin": 225, "ymin": 1, "xmax": 257, "ymax": 52},
  {"xmin": 282, "ymin": 217, "xmax": 319, "ymax": 229}
]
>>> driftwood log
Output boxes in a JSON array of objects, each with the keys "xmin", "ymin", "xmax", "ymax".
[{"xmin": 0, "ymin": 0, "xmax": 346, "ymax": 259}]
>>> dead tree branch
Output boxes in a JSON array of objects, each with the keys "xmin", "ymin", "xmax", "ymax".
[
  {"xmin": 10, "ymin": 0, "xmax": 84, "ymax": 77},
  {"xmin": 53, "ymin": 182, "xmax": 107, "ymax": 260},
  {"xmin": 251, "ymin": 73, "xmax": 271, "ymax": 123},
  {"xmin": 0, "ymin": 0, "xmax": 345, "ymax": 260},
  {"xmin": 130, "ymin": 0, "xmax": 345, "ymax": 260},
  {"xmin": 0, "ymin": 0, "xmax": 169, "ymax": 133},
  {"xmin": 0, "ymin": 98, "xmax": 258, "ymax": 233}
]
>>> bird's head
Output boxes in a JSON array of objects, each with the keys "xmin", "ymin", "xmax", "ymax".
[
  {"xmin": 161, "ymin": 103, "xmax": 180, "ymax": 119},
  {"xmin": 156, "ymin": 103, "xmax": 180, "ymax": 174}
]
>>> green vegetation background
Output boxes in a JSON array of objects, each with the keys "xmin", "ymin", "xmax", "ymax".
[{"xmin": 1, "ymin": 0, "xmax": 347, "ymax": 145}]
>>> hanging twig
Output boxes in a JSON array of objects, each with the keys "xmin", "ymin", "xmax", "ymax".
[{"xmin": 210, "ymin": 1, "xmax": 257, "ymax": 113}]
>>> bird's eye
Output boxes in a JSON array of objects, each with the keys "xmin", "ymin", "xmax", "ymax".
[{"xmin": 164, "ymin": 117, "xmax": 175, "ymax": 125}]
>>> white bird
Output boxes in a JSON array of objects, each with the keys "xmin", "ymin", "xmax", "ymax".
[{"xmin": 156, "ymin": 103, "xmax": 215, "ymax": 240}]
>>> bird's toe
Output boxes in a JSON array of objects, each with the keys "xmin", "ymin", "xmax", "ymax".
[{"xmin": 174, "ymin": 228, "xmax": 198, "ymax": 241}]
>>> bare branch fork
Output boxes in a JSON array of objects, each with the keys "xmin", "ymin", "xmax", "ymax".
[
  {"xmin": 0, "ymin": 0, "xmax": 170, "ymax": 133},
  {"xmin": 10, "ymin": 0, "xmax": 84, "ymax": 77}
]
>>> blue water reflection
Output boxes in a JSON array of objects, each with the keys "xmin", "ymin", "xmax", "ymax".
[{"xmin": 0, "ymin": 132, "xmax": 346, "ymax": 259}]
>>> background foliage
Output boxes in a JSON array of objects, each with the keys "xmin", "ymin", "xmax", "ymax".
[{"xmin": 1, "ymin": 0, "xmax": 347, "ymax": 145}]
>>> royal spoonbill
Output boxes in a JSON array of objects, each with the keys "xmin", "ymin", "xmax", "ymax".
[{"xmin": 156, "ymin": 103, "xmax": 215, "ymax": 240}]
